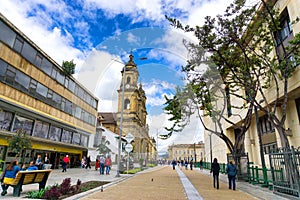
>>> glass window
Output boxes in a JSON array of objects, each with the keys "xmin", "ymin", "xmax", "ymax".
[
  {"xmin": 21, "ymin": 42, "xmax": 37, "ymax": 64},
  {"xmin": 0, "ymin": 21, "xmax": 16, "ymax": 47},
  {"xmin": 15, "ymin": 71, "xmax": 30, "ymax": 91},
  {"xmin": 78, "ymin": 87, "xmax": 84, "ymax": 98},
  {"xmin": 65, "ymin": 100, "xmax": 72, "ymax": 115},
  {"xmin": 81, "ymin": 135, "xmax": 88, "ymax": 147},
  {"xmin": 46, "ymin": 90, "xmax": 53, "ymax": 100},
  {"xmin": 68, "ymin": 80, "xmax": 75, "ymax": 92},
  {"xmin": 72, "ymin": 132, "xmax": 81, "ymax": 145},
  {"xmin": 49, "ymin": 125, "xmax": 62, "ymax": 141},
  {"xmin": 75, "ymin": 106, "xmax": 81, "ymax": 119},
  {"xmin": 29, "ymin": 79, "xmax": 37, "ymax": 95},
  {"xmin": 0, "ymin": 59, "xmax": 7, "ymax": 81},
  {"xmin": 12, "ymin": 115, "xmax": 33, "ymax": 135},
  {"xmin": 52, "ymin": 93, "xmax": 62, "ymax": 109},
  {"xmin": 40, "ymin": 58, "xmax": 52, "ymax": 75},
  {"xmin": 33, "ymin": 121, "xmax": 49, "ymax": 139},
  {"xmin": 13, "ymin": 35, "xmax": 24, "ymax": 53},
  {"xmin": 56, "ymin": 72, "xmax": 65, "ymax": 85},
  {"xmin": 36, "ymin": 83, "xmax": 48, "ymax": 98},
  {"xmin": 34, "ymin": 53, "xmax": 43, "ymax": 67},
  {"xmin": 61, "ymin": 129, "xmax": 72, "ymax": 143},
  {"xmin": 64, "ymin": 77, "xmax": 69, "ymax": 88},
  {"xmin": 5, "ymin": 65, "xmax": 16, "ymax": 85},
  {"xmin": 0, "ymin": 110, "xmax": 13, "ymax": 131},
  {"xmin": 51, "ymin": 67, "xmax": 57, "ymax": 79}
]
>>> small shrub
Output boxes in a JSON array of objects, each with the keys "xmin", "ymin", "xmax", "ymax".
[
  {"xmin": 59, "ymin": 178, "xmax": 71, "ymax": 195},
  {"xmin": 26, "ymin": 188, "xmax": 46, "ymax": 199},
  {"xmin": 122, "ymin": 168, "xmax": 142, "ymax": 174},
  {"xmin": 42, "ymin": 185, "xmax": 60, "ymax": 200}
]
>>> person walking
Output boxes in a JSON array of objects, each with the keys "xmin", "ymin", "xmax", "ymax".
[
  {"xmin": 190, "ymin": 159, "xmax": 193, "ymax": 170},
  {"xmin": 99, "ymin": 155, "xmax": 105, "ymax": 175},
  {"xmin": 85, "ymin": 156, "xmax": 91, "ymax": 169},
  {"xmin": 62, "ymin": 155, "xmax": 70, "ymax": 172},
  {"xmin": 1, "ymin": 160, "xmax": 21, "ymax": 196},
  {"xmin": 171, "ymin": 159, "xmax": 177, "ymax": 170},
  {"xmin": 226, "ymin": 160, "xmax": 238, "ymax": 190},
  {"xmin": 210, "ymin": 158, "xmax": 220, "ymax": 189},
  {"xmin": 104, "ymin": 155, "xmax": 112, "ymax": 175},
  {"xmin": 184, "ymin": 159, "xmax": 188, "ymax": 170},
  {"xmin": 199, "ymin": 158, "xmax": 203, "ymax": 170}
]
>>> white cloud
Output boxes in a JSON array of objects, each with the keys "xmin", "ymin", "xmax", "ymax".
[
  {"xmin": 127, "ymin": 32, "xmax": 140, "ymax": 45},
  {"xmin": 1, "ymin": 0, "xmax": 234, "ymax": 152}
]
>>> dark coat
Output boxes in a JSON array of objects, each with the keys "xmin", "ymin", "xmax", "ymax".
[{"xmin": 211, "ymin": 162, "xmax": 220, "ymax": 175}]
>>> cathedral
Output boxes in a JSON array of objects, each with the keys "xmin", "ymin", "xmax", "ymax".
[{"xmin": 99, "ymin": 54, "xmax": 157, "ymax": 162}]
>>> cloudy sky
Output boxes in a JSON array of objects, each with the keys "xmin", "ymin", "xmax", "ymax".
[{"xmin": 0, "ymin": 0, "xmax": 234, "ymax": 153}]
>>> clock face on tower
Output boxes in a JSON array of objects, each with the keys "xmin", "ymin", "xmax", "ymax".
[{"xmin": 125, "ymin": 84, "xmax": 130, "ymax": 89}]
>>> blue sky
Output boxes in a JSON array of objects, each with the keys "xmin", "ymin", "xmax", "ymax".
[{"xmin": 0, "ymin": 0, "xmax": 232, "ymax": 152}]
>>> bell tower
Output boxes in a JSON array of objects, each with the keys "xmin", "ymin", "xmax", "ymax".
[{"xmin": 116, "ymin": 53, "xmax": 149, "ymax": 160}]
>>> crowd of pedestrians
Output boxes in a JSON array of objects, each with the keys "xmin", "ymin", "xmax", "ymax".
[
  {"xmin": 170, "ymin": 157, "xmax": 238, "ymax": 191},
  {"xmin": 81, "ymin": 154, "xmax": 112, "ymax": 175}
]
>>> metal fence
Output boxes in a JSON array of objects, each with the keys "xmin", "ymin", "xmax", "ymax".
[{"xmin": 269, "ymin": 146, "xmax": 300, "ymax": 199}]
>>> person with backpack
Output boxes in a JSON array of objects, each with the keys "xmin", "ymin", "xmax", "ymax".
[{"xmin": 226, "ymin": 160, "xmax": 238, "ymax": 190}]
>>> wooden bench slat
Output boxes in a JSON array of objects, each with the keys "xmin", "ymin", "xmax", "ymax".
[{"xmin": 8, "ymin": 169, "xmax": 52, "ymax": 197}]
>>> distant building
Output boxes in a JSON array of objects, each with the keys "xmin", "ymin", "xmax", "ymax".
[
  {"xmin": 0, "ymin": 14, "xmax": 98, "ymax": 168},
  {"xmin": 168, "ymin": 142, "xmax": 205, "ymax": 162}
]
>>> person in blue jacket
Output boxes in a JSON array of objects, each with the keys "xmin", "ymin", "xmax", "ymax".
[
  {"xmin": 226, "ymin": 160, "xmax": 238, "ymax": 190},
  {"xmin": 1, "ymin": 160, "xmax": 21, "ymax": 196},
  {"xmin": 22, "ymin": 161, "xmax": 39, "ymax": 171}
]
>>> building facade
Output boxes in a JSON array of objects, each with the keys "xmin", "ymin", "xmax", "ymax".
[
  {"xmin": 0, "ymin": 14, "xmax": 98, "ymax": 168},
  {"xmin": 168, "ymin": 142, "xmax": 205, "ymax": 163},
  {"xmin": 204, "ymin": 0, "xmax": 300, "ymax": 167},
  {"xmin": 99, "ymin": 54, "xmax": 156, "ymax": 162}
]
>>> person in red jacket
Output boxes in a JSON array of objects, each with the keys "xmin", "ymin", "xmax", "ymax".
[{"xmin": 62, "ymin": 155, "xmax": 70, "ymax": 172}]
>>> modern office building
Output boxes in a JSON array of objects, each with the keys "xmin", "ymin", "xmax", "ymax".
[{"xmin": 0, "ymin": 13, "xmax": 98, "ymax": 169}]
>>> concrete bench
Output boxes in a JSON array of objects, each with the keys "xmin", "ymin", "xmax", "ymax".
[{"xmin": 9, "ymin": 169, "xmax": 52, "ymax": 197}]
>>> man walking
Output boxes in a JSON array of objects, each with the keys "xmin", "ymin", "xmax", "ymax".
[
  {"xmin": 99, "ymin": 155, "xmax": 105, "ymax": 175},
  {"xmin": 62, "ymin": 155, "xmax": 70, "ymax": 172}
]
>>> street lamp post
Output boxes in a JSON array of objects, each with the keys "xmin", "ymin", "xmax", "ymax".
[
  {"xmin": 209, "ymin": 133, "xmax": 212, "ymax": 164},
  {"xmin": 115, "ymin": 54, "xmax": 147, "ymax": 177},
  {"xmin": 115, "ymin": 62, "xmax": 127, "ymax": 178}
]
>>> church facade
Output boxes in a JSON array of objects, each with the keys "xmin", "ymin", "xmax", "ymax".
[{"xmin": 99, "ymin": 54, "xmax": 156, "ymax": 163}]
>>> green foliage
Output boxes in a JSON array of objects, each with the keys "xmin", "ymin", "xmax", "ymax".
[
  {"xmin": 164, "ymin": 0, "xmax": 300, "ymax": 149},
  {"xmin": 8, "ymin": 129, "xmax": 32, "ymax": 154},
  {"xmin": 122, "ymin": 168, "xmax": 142, "ymax": 174},
  {"xmin": 62, "ymin": 60, "xmax": 76, "ymax": 75},
  {"xmin": 26, "ymin": 188, "xmax": 47, "ymax": 199},
  {"xmin": 96, "ymin": 137, "xmax": 111, "ymax": 155},
  {"xmin": 147, "ymin": 163, "xmax": 156, "ymax": 167}
]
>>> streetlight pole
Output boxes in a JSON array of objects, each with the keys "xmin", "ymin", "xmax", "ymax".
[
  {"xmin": 115, "ymin": 61, "xmax": 127, "ymax": 178},
  {"xmin": 209, "ymin": 133, "xmax": 212, "ymax": 164},
  {"xmin": 115, "ymin": 54, "xmax": 147, "ymax": 177}
]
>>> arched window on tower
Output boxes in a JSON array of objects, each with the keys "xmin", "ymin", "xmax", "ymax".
[
  {"xmin": 124, "ymin": 99, "xmax": 130, "ymax": 110},
  {"xmin": 126, "ymin": 77, "xmax": 131, "ymax": 84}
]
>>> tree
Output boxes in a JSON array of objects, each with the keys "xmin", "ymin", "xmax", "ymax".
[
  {"xmin": 164, "ymin": 0, "xmax": 300, "ymax": 154},
  {"xmin": 62, "ymin": 60, "xmax": 76, "ymax": 75},
  {"xmin": 96, "ymin": 137, "xmax": 111, "ymax": 155},
  {"xmin": 8, "ymin": 129, "xmax": 32, "ymax": 164}
]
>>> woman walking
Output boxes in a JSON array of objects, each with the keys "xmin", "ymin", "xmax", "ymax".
[
  {"xmin": 104, "ymin": 155, "xmax": 112, "ymax": 175},
  {"xmin": 210, "ymin": 158, "xmax": 220, "ymax": 189}
]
